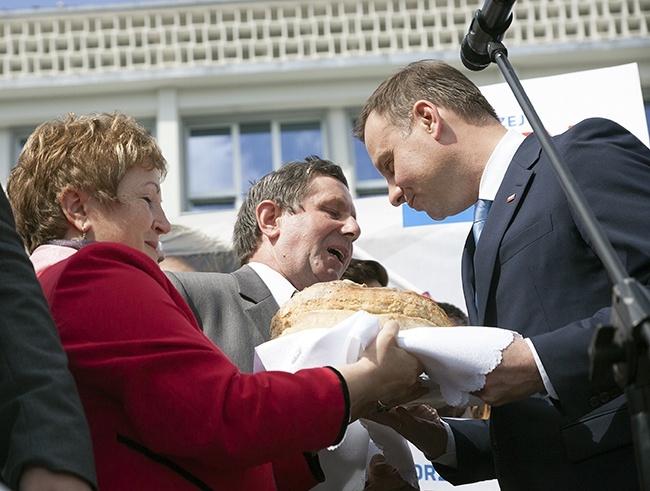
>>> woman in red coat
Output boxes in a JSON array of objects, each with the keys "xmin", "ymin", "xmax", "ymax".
[{"xmin": 7, "ymin": 112, "xmax": 425, "ymax": 491}]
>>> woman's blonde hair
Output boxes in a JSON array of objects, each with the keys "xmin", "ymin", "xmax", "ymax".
[{"xmin": 7, "ymin": 112, "xmax": 167, "ymax": 253}]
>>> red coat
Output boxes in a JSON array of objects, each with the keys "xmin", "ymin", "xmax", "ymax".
[{"xmin": 38, "ymin": 242, "xmax": 348, "ymax": 490}]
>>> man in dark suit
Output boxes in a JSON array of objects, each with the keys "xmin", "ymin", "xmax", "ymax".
[
  {"xmin": 165, "ymin": 156, "xmax": 360, "ymax": 373},
  {"xmin": 0, "ymin": 186, "xmax": 97, "ymax": 491},
  {"xmin": 354, "ymin": 59, "xmax": 649, "ymax": 489}
]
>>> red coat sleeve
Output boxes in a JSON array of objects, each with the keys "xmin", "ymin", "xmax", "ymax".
[
  {"xmin": 43, "ymin": 242, "xmax": 349, "ymax": 472},
  {"xmin": 273, "ymin": 453, "xmax": 324, "ymax": 490}
]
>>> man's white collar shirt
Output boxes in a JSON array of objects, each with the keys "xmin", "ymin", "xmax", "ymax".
[
  {"xmin": 478, "ymin": 129, "xmax": 526, "ymax": 201},
  {"xmin": 247, "ymin": 262, "xmax": 297, "ymax": 307}
]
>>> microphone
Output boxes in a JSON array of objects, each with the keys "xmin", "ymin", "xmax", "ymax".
[{"xmin": 460, "ymin": 0, "xmax": 516, "ymax": 71}]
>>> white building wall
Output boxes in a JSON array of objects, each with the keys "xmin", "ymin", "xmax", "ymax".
[{"xmin": 0, "ymin": 0, "xmax": 648, "ymax": 208}]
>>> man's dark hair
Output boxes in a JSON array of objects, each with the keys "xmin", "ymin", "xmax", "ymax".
[
  {"xmin": 233, "ymin": 155, "xmax": 349, "ymax": 265},
  {"xmin": 354, "ymin": 59, "xmax": 499, "ymax": 142}
]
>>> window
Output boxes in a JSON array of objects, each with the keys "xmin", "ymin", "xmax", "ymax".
[
  {"xmin": 187, "ymin": 127, "xmax": 235, "ymax": 210},
  {"xmin": 352, "ymin": 121, "xmax": 387, "ymax": 196},
  {"xmin": 186, "ymin": 119, "xmax": 323, "ymax": 211},
  {"xmin": 240, "ymin": 123, "xmax": 273, "ymax": 191},
  {"xmin": 280, "ymin": 122, "xmax": 322, "ymax": 162}
]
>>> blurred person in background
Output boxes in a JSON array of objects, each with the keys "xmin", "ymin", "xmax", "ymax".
[
  {"xmin": 341, "ymin": 258, "xmax": 389, "ymax": 288},
  {"xmin": 436, "ymin": 302, "xmax": 468, "ymax": 327},
  {"xmin": 159, "ymin": 224, "xmax": 239, "ymax": 273}
]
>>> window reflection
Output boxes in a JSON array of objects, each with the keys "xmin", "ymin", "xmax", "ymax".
[
  {"xmin": 354, "ymin": 138, "xmax": 380, "ymax": 181},
  {"xmin": 241, "ymin": 123, "xmax": 273, "ymax": 193},
  {"xmin": 281, "ymin": 122, "xmax": 322, "ymax": 162},
  {"xmin": 187, "ymin": 128, "xmax": 234, "ymax": 198},
  {"xmin": 186, "ymin": 120, "xmax": 324, "ymax": 210}
]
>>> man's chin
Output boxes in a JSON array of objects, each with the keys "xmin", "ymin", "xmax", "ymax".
[
  {"xmin": 425, "ymin": 210, "xmax": 446, "ymax": 221},
  {"xmin": 317, "ymin": 269, "xmax": 343, "ymax": 284}
]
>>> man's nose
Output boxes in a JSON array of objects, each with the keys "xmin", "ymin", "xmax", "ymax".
[
  {"xmin": 388, "ymin": 184, "xmax": 405, "ymax": 207},
  {"xmin": 342, "ymin": 216, "xmax": 361, "ymax": 241}
]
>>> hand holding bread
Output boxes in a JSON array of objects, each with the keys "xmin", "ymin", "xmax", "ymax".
[
  {"xmin": 336, "ymin": 320, "xmax": 427, "ymax": 420},
  {"xmin": 271, "ymin": 280, "xmax": 455, "ymax": 420}
]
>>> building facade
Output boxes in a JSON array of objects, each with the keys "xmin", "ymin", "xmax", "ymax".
[{"xmin": 1, "ymin": 0, "xmax": 649, "ymax": 217}]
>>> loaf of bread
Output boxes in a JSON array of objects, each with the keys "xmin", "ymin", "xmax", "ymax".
[{"xmin": 270, "ymin": 279, "xmax": 452, "ymax": 339}]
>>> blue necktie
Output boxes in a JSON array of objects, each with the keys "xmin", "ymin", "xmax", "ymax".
[
  {"xmin": 472, "ymin": 199, "xmax": 492, "ymax": 245},
  {"xmin": 473, "ymin": 198, "xmax": 492, "ymax": 310}
]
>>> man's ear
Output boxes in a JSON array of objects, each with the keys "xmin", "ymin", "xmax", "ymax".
[
  {"xmin": 256, "ymin": 200, "xmax": 283, "ymax": 239},
  {"xmin": 59, "ymin": 187, "xmax": 91, "ymax": 234},
  {"xmin": 413, "ymin": 100, "xmax": 442, "ymax": 139}
]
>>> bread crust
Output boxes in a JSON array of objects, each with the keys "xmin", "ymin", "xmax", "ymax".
[{"xmin": 270, "ymin": 280, "xmax": 452, "ymax": 338}]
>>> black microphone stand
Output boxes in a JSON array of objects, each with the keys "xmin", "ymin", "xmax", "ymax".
[{"xmin": 482, "ymin": 40, "xmax": 650, "ymax": 489}]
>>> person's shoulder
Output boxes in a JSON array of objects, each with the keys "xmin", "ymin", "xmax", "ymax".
[
  {"xmin": 74, "ymin": 242, "xmax": 153, "ymax": 267},
  {"xmin": 165, "ymin": 269, "xmax": 234, "ymax": 283},
  {"xmin": 164, "ymin": 268, "xmax": 237, "ymax": 294},
  {"xmin": 573, "ymin": 117, "xmax": 619, "ymax": 127},
  {"xmin": 565, "ymin": 117, "xmax": 633, "ymax": 139},
  {"xmin": 564, "ymin": 118, "xmax": 649, "ymax": 155},
  {"xmin": 68, "ymin": 242, "xmax": 169, "ymax": 287}
]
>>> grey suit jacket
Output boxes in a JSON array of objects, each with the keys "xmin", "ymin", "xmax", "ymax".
[{"xmin": 166, "ymin": 265, "xmax": 279, "ymax": 373}]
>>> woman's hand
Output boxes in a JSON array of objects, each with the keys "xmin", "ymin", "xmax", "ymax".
[{"xmin": 337, "ymin": 321, "xmax": 427, "ymax": 421}]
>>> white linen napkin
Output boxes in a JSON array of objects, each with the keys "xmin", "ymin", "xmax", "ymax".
[{"xmin": 253, "ymin": 310, "xmax": 519, "ymax": 489}]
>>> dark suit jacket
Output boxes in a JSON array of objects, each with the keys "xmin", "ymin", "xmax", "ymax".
[
  {"xmin": 0, "ymin": 187, "xmax": 97, "ymax": 489},
  {"xmin": 166, "ymin": 265, "xmax": 279, "ymax": 373},
  {"xmin": 437, "ymin": 119, "xmax": 648, "ymax": 489}
]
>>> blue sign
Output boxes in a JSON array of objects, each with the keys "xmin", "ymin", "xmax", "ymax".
[{"xmin": 402, "ymin": 205, "xmax": 474, "ymax": 228}]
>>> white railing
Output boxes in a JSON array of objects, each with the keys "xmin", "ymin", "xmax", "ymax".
[{"xmin": 0, "ymin": 0, "xmax": 648, "ymax": 79}]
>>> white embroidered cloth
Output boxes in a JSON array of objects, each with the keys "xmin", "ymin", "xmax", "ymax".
[{"xmin": 253, "ymin": 310, "xmax": 518, "ymax": 490}]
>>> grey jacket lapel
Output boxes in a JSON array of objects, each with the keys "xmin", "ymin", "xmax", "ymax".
[{"xmin": 233, "ymin": 265, "xmax": 280, "ymax": 343}]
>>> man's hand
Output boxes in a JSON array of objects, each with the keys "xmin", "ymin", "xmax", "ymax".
[
  {"xmin": 473, "ymin": 337, "xmax": 544, "ymax": 406},
  {"xmin": 364, "ymin": 454, "xmax": 418, "ymax": 491},
  {"xmin": 366, "ymin": 405, "xmax": 448, "ymax": 462},
  {"xmin": 20, "ymin": 467, "xmax": 93, "ymax": 491}
]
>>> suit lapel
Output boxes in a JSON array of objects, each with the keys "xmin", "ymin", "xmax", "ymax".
[
  {"xmin": 470, "ymin": 141, "xmax": 541, "ymax": 324},
  {"xmin": 233, "ymin": 265, "xmax": 279, "ymax": 343}
]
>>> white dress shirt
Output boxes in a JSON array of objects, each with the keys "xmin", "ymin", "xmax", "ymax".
[{"xmin": 247, "ymin": 262, "xmax": 297, "ymax": 307}]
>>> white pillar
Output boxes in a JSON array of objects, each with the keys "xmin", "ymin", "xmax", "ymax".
[
  {"xmin": 324, "ymin": 108, "xmax": 356, "ymax": 196},
  {"xmin": 0, "ymin": 129, "xmax": 13, "ymax": 188},
  {"xmin": 156, "ymin": 88, "xmax": 182, "ymax": 218}
]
